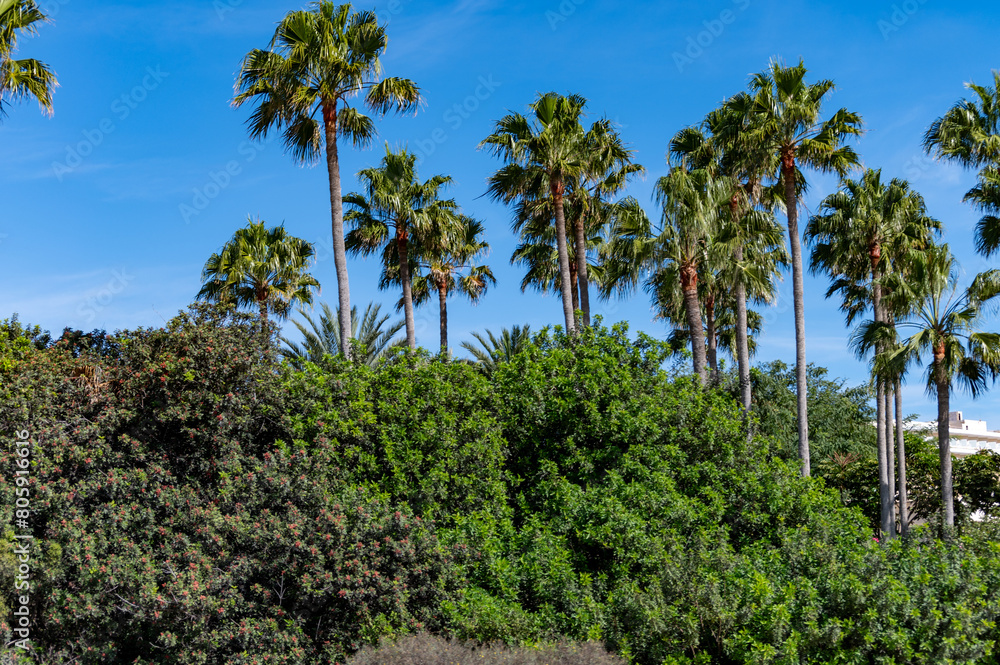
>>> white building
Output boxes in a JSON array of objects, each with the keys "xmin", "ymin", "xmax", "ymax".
[{"xmin": 908, "ymin": 411, "xmax": 1000, "ymax": 457}]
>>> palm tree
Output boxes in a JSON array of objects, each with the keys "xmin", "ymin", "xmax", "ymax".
[
  {"xmin": 859, "ymin": 246, "xmax": 1000, "ymax": 528},
  {"xmin": 924, "ymin": 71, "xmax": 1000, "ymax": 168},
  {"xmin": 1, "ymin": 0, "xmax": 57, "ymax": 119},
  {"xmin": 603, "ymin": 168, "xmax": 730, "ymax": 385},
  {"xmin": 808, "ymin": 169, "xmax": 940, "ymax": 536},
  {"xmin": 461, "ymin": 325, "xmax": 532, "ymax": 374},
  {"xmin": 280, "ymin": 301, "xmax": 404, "ymax": 368},
  {"xmin": 481, "ymin": 92, "xmax": 589, "ymax": 333},
  {"xmin": 197, "ymin": 218, "xmax": 320, "ymax": 324},
  {"xmin": 729, "ymin": 58, "xmax": 863, "ymax": 476},
  {"xmin": 924, "ymin": 72, "xmax": 1000, "ymax": 259},
  {"xmin": 410, "ymin": 215, "xmax": 495, "ymax": 354},
  {"xmin": 233, "ymin": 1, "xmax": 419, "ymax": 358},
  {"xmin": 343, "ymin": 146, "xmax": 457, "ymax": 349}
]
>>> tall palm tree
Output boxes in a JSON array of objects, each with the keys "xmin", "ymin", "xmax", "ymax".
[
  {"xmin": 859, "ymin": 246, "xmax": 1000, "ymax": 528},
  {"xmin": 0, "ymin": 0, "xmax": 57, "ymax": 119},
  {"xmin": 344, "ymin": 146, "xmax": 457, "ymax": 349},
  {"xmin": 410, "ymin": 215, "xmax": 495, "ymax": 354},
  {"xmin": 461, "ymin": 325, "xmax": 532, "ymax": 374},
  {"xmin": 603, "ymin": 168, "xmax": 730, "ymax": 385},
  {"xmin": 197, "ymin": 218, "xmax": 320, "ymax": 324},
  {"xmin": 481, "ymin": 92, "xmax": 589, "ymax": 333},
  {"xmin": 647, "ymin": 206, "xmax": 785, "ymax": 384},
  {"xmin": 729, "ymin": 59, "xmax": 863, "ymax": 476},
  {"xmin": 233, "ymin": 1, "xmax": 420, "ymax": 358},
  {"xmin": 280, "ymin": 301, "xmax": 404, "ymax": 368},
  {"xmin": 808, "ymin": 169, "xmax": 940, "ymax": 536}
]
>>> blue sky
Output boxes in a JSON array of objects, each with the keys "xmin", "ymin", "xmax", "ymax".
[{"xmin": 3, "ymin": 0, "xmax": 1000, "ymax": 421}]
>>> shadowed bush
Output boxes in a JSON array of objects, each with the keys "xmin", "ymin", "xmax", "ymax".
[{"xmin": 348, "ymin": 633, "xmax": 626, "ymax": 665}]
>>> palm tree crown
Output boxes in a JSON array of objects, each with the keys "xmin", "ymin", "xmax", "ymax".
[
  {"xmin": 924, "ymin": 71, "xmax": 1000, "ymax": 257},
  {"xmin": 196, "ymin": 218, "xmax": 320, "ymax": 324},
  {"xmin": 280, "ymin": 301, "xmax": 404, "ymax": 368},
  {"xmin": 461, "ymin": 325, "xmax": 532, "ymax": 375},
  {"xmin": 1, "ymin": 0, "xmax": 57, "ymax": 119}
]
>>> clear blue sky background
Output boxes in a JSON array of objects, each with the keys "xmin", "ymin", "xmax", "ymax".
[{"xmin": 3, "ymin": 0, "xmax": 1000, "ymax": 422}]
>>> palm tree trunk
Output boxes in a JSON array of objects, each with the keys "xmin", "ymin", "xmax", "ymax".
[
  {"xmin": 438, "ymin": 279, "xmax": 448, "ymax": 355},
  {"xmin": 681, "ymin": 264, "xmax": 707, "ymax": 386},
  {"xmin": 895, "ymin": 379, "xmax": 909, "ymax": 535},
  {"xmin": 570, "ymin": 263, "xmax": 579, "ymax": 313},
  {"xmin": 574, "ymin": 214, "xmax": 591, "ymax": 326},
  {"xmin": 322, "ymin": 100, "xmax": 352, "ymax": 360},
  {"xmin": 705, "ymin": 292, "xmax": 718, "ymax": 381},
  {"xmin": 875, "ymin": 377, "xmax": 891, "ymax": 537},
  {"xmin": 734, "ymin": 245, "xmax": 752, "ymax": 412},
  {"xmin": 885, "ymin": 382, "xmax": 897, "ymax": 536},
  {"xmin": 552, "ymin": 180, "xmax": 576, "ymax": 333},
  {"xmin": 935, "ymin": 354, "xmax": 954, "ymax": 528},
  {"xmin": 782, "ymin": 156, "xmax": 809, "ymax": 476},
  {"xmin": 872, "ymin": 274, "xmax": 894, "ymax": 538},
  {"xmin": 397, "ymin": 225, "xmax": 416, "ymax": 349}
]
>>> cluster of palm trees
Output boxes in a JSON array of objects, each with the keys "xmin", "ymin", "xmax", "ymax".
[
  {"xmin": 588, "ymin": 61, "xmax": 860, "ymax": 481},
  {"xmin": 11, "ymin": 0, "xmax": 1000, "ymax": 535},
  {"xmin": 197, "ymin": 2, "xmax": 1000, "ymax": 534}
]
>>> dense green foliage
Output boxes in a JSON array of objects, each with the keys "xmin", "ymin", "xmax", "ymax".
[
  {"xmin": 748, "ymin": 360, "xmax": 876, "ymax": 461},
  {"xmin": 2, "ymin": 307, "xmax": 1000, "ymax": 664}
]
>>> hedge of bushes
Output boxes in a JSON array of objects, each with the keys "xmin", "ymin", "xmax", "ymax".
[{"xmin": 1, "ymin": 304, "xmax": 999, "ymax": 664}]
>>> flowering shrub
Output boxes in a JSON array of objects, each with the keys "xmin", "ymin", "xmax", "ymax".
[{"xmin": 0, "ymin": 305, "xmax": 460, "ymax": 663}]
